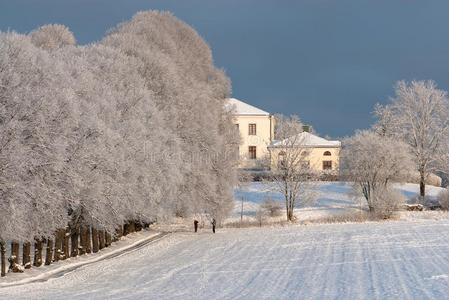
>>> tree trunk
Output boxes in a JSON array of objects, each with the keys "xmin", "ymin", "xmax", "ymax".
[
  {"xmin": 129, "ymin": 221, "xmax": 136, "ymax": 233},
  {"xmin": 54, "ymin": 229, "xmax": 64, "ymax": 262},
  {"xmin": 420, "ymin": 170, "xmax": 426, "ymax": 201},
  {"xmin": 10, "ymin": 241, "xmax": 19, "ymax": 266},
  {"xmin": 85, "ymin": 226, "xmax": 92, "ymax": 254},
  {"xmin": 114, "ymin": 226, "xmax": 123, "ymax": 241},
  {"xmin": 33, "ymin": 239, "xmax": 43, "ymax": 267},
  {"xmin": 286, "ymin": 207, "xmax": 293, "ymax": 222},
  {"xmin": 22, "ymin": 242, "xmax": 31, "ymax": 269},
  {"xmin": 54, "ymin": 231, "xmax": 60, "ymax": 262},
  {"xmin": 70, "ymin": 226, "xmax": 79, "ymax": 257},
  {"xmin": 45, "ymin": 239, "xmax": 53, "ymax": 266},
  {"xmin": 92, "ymin": 228, "xmax": 99, "ymax": 253},
  {"xmin": 105, "ymin": 232, "xmax": 112, "ymax": 247},
  {"xmin": 98, "ymin": 230, "xmax": 105, "ymax": 250},
  {"xmin": 1, "ymin": 240, "xmax": 6, "ymax": 277},
  {"xmin": 62, "ymin": 228, "xmax": 70, "ymax": 260},
  {"xmin": 135, "ymin": 222, "xmax": 142, "ymax": 232},
  {"xmin": 79, "ymin": 225, "xmax": 87, "ymax": 255},
  {"xmin": 123, "ymin": 223, "xmax": 129, "ymax": 236}
]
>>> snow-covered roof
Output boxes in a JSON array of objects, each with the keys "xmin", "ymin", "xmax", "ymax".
[
  {"xmin": 226, "ymin": 98, "xmax": 270, "ymax": 116},
  {"xmin": 270, "ymin": 132, "xmax": 341, "ymax": 148}
]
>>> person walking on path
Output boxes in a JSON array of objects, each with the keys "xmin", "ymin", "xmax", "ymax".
[
  {"xmin": 211, "ymin": 218, "xmax": 216, "ymax": 234},
  {"xmin": 194, "ymin": 220, "xmax": 199, "ymax": 233}
]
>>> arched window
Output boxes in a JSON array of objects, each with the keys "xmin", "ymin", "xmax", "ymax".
[{"xmin": 323, "ymin": 151, "xmax": 332, "ymax": 156}]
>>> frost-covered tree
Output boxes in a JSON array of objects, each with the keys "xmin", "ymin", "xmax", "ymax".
[
  {"xmin": 102, "ymin": 11, "xmax": 239, "ymax": 221},
  {"xmin": 0, "ymin": 32, "xmax": 72, "ymax": 243},
  {"xmin": 374, "ymin": 80, "xmax": 449, "ymax": 200},
  {"xmin": 0, "ymin": 10, "xmax": 238, "ymax": 275},
  {"xmin": 30, "ymin": 24, "xmax": 76, "ymax": 50},
  {"xmin": 269, "ymin": 115, "xmax": 317, "ymax": 221},
  {"xmin": 0, "ymin": 32, "xmax": 74, "ymax": 271},
  {"xmin": 340, "ymin": 130, "xmax": 414, "ymax": 215}
]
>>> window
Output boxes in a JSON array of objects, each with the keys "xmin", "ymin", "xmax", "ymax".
[
  {"xmin": 323, "ymin": 160, "xmax": 332, "ymax": 170},
  {"xmin": 323, "ymin": 151, "xmax": 332, "ymax": 156},
  {"xmin": 248, "ymin": 123, "xmax": 256, "ymax": 135},
  {"xmin": 235, "ymin": 124, "xmax": 239, "ymax": 130},
  {"xmin": 278, "ymin": 151, "xmax": 286, "ymax": 168},
  {"xmin": 249, "ymin": 146, "xmax": 257, "ymax": 159}
]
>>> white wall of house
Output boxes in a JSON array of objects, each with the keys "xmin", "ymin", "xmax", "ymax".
[{"xmin": 229, "ymin": 98, "xmax": 274, "ymax": 169}]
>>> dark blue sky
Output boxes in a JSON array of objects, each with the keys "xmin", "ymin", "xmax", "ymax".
[{"xmin": 1, "ymin": 0, "xmax": 449, "ymax": 137}]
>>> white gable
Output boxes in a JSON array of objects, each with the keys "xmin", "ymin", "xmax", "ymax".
[
  {"xmin": 271, "ymin": 132, "xmax": 341, "ymax": 148},
  {"xmin": 227, "ymin": 98, "xmax": 270, "ymax": 116}
]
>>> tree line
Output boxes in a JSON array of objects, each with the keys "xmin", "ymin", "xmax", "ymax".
[
  {"xmin": 269, "ymin": 81, "xmax": 449, "ymax": 221},
  {"xmin": 342, "ymin": 80, "xmax": 449, "ymax": 217},
  {"xmin": 0, "ymin": 11, "xmax": 239, "ymax": 276}
]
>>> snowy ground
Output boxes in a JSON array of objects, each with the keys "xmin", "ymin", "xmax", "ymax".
[
  {"xmin": 231, "ymin": 181, "xmax": 445, "ymax": 222},
  {"xmin": 2, "ymin": 221, "xmax": 449, "ymax": 299},
  {"xmin": 0, "ymin": 231, "xmax": 163, "ymax": 286},
  {"xmin": 1, "ymin": 182, "xmax": 448, "ymax": 299}
]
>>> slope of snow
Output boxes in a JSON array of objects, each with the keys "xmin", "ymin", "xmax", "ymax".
[
  {"xmin": 2, "ymin": 221, "xmax": 449, "ymax": 299},
  {"xmin": 232, "ymin": 181, "xmax": 446, "ymax": 222}
]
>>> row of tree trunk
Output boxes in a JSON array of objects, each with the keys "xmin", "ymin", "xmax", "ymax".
[{"xmin": 1, "ymin": 221, "xmax": 143, "ymax": 277}]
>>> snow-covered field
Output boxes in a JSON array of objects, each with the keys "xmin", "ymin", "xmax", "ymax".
[
  {"xmin": 2, "ymin": 221, "xmax": 449, "ymax": 299},
  {"xmin": 1, "ymin": 181, "xmax": 448, "ymax": 299},
  {"xmin": 232, "ymin": 181, "xmax": 445, "ymax": 222}
]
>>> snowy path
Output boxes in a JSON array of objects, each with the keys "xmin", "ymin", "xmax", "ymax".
[
  {"xmin": 0, "ymin": 232, "xmax": 169, "ymax": 288},
  {"xmin": 2, "ymin": 220, "xmax": 449, "ymax": 299}
]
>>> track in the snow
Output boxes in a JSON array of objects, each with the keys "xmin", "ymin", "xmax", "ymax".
[
  {"xmin": 2, "ymin": 222, "xmax": 449, "ymax": 299},
  {"xmin": 1, "ymin": 231, "xmax": 170, "ymax": 288}
]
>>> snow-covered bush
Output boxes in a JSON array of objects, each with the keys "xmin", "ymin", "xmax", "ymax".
[
  {"xmin": 438, "ymin": 189, "xmax": 449, "ymax": 210},
  {"xmin": 341, "ymin": 130, "xmax": 413, "ymax": 217},
  {"xmin": 255, "ymin": 208, "xmax": 266, "ymax": 227},
  {"xmin": 261, "ymin": 199, "xmax": 283, "ymax": 217},
  {"xmin": 370, "ymin": 187, "xmax": 406, "ymax": 219}
]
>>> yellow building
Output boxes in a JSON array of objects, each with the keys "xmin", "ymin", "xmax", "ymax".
[
  {"xmin": 268, "ymin": 132, "xmax": 341, "ymax": 173},
  {"xmin": 229, "ymin": 98, "xmax": 341, "ymax": 172},
  {"xmin": 228, "ymin": 98, "xmax": 274, "ymax": 169}
]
